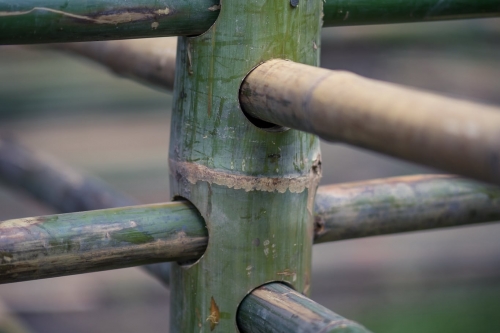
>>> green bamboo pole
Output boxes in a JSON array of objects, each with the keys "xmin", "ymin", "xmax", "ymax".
[
  {"xmin": 2, "ymin": 0, "xmax": 500, "ymax": 44},
  {"xmin": 241, "ymin": 59, "xmax": 500, "ymax": 187},
  {"xmin": 168, "ymin": 0, "xmax": 322, "ymax": 329},
  {"xmin": 1, "ymin": 173, "xmax": 499, "ymax": 283},
  {"xmin": 323, "ymin": 0, "xmax": 500, "ymax": 27},
  {"xmin": 0, "ymin": 202, "xmax": 206, "ymax": 284},
  {"xmin": 0, "ymin": 0, "xmax": 219, "ymax": 44},
  {"xmin": 0, "ymin": 136, "xmax": 172, "ymax": 284},
  {"xmin": 238, "ymin": 283, "xmax": 372, "ymax": 333},
  {"xmin": 314, "ymin": 174, "xmax": 500, "ymax": 243}
]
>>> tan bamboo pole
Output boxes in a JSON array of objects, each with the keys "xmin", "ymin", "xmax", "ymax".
[
  {"xmin": 238, "ymin": 283, "xmax": 372, "ymax": 333},
  {"xmin": 53, "ymin": 37, "xmax": 177, "ymax": 91},
  {"xmin": 240, "ymin": 59, "xmax": 500, "ymax": 186}
]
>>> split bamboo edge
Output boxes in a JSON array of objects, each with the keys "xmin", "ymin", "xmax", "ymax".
[{"xmin": 1, "ymin": 0, "xmax": 498, "ymax": 44}]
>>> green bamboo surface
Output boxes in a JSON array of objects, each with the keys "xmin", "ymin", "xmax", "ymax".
[
  {"xmin": 323, "ymin": 0, "xmax": 500, "ymax": 27},
  {"xmin": 238, "ymin": 283, "xmax": 372, "ymax": 333},
  {"xmin": 0, "ymin": 202, "xmax": 206, "ymax": 284},
  {"xmin": 314, "ymin": 174, "xmax": 500, "ymax": 243},
  {"xmin": 1, "ymin": 0, "xmax": 499, "ymax": 44},
  {"xmin": 168, "ymin": 0, "xmax": 322, "ymax": 329},
  {"xmin": 0, "ymin": 0, "xmax": 219, "ymax": 44},
  {"xmin": 2, "ymin": 172, "xmax": 499, "ymax": 284}
]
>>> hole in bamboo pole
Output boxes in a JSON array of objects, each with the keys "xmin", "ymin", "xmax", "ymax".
[
  {"xmin": 172, "ymin": 196, "xmax": 209, "ymax": 268},
  {"xmin": 239, "ymin": 64, "xmax": 289, "ymax": 133}
]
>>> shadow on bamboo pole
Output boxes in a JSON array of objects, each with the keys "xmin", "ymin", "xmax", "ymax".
[
  {"xmin": 240, "ymin": 59, "xmax": 500, "ymax": 186},
  {"xmin": 237, "ymin": 283, "xmax": 372, "ymax": 333}
]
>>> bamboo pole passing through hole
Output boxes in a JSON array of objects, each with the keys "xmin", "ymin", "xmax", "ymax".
[
  {"xmin": 237, "ymin": 283, "xmax": 372, "ymax": 333},
  {"xmin": 240, "ymin": 59, "xmax": 500, "ymax": 186},
  {"xmin": 0, "ymin": 202, "xmax": 207, "ymax": 284}
]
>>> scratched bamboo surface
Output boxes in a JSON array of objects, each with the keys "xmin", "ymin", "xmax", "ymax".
[
  {"xmin": 0, "ymin": 0, "xmax": 220, "ymax": 44},
  {"xmin": 0, "ymin": 202, "xmax": 206, "ymax": 284},
  {"xmin": 241, "ymin": 59, "xmax": 500, "ymax": 186},
  {"xmin": 238, "ymin": 283, "xmax": 372, "ymax": 333}
]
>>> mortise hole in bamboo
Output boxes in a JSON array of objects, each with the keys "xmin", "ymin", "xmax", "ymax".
[
  {"xmin": 239, "ymin": 64, "xmax": 289, "ymax": 133},
  {"xmin": 172, "ymin": 195, "xmax": 209, "ymax": 268}
]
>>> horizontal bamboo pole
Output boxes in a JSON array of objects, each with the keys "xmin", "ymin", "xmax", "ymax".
[
  {"xmin": 0, "ymin": 136, "xmax": 171, "ymax": 283},
  {"xmin": 0, "ymin": 0, "xmax": 220, "ymax": 44},
  {"xmin": 241, "ymin": 59, "xmax": 500, "ymax": 186},
  {"xmin": 238, "ymin": 283, "xmax": 371, "ymax": 333},
  {"xmin": 54, "ymin": 37, "xmax": 177, "ymax": 91},
  {"xmin": 314, "ymin": 174, "xmax": 500, "ymax": 243},
  {"xmin": 0, "ymin": 202, "xmax": 207, "ymax": 284},
  {"xmin": 323, "ymin": 0, "xmax": 500, "ymax": 27},
  {"xmin": 2, "ymin": 0, "xmax": 499, "ymax": 44}
]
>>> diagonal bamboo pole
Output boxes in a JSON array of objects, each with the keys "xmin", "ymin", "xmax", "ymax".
[{"xmin": 240, "ymin": 59, "xmax": 500, "ymax": 186}]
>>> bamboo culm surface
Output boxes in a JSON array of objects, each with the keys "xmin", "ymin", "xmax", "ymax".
[
  {"xmin": 240, "ymin": 59, "xmax": 500, "ymax": 187},
  {"xmin": 1, "ymin": 0, "xmax": 499, "ymax": 44}
]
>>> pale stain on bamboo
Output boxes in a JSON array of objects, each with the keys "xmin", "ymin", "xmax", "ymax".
[
  {"xmin": 0, "ymin": 6, "xmax": 172, "ymax": 24},
  {"xmin": 170, "ymin": 159, "xmax": 321, "ymax": 194}
]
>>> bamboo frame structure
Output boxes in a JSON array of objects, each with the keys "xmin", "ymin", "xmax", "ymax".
[{"xmin": 1, "ymin": 0, "xmax": 500, "ymax": 331}]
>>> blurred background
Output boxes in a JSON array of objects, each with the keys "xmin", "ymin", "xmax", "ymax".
[{"xmin": 0, "ymin": 18, "xmax": 500, "ymax": 333}]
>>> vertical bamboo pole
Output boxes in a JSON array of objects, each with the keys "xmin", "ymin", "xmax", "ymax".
[{"xmin": 168, "ymin": 0, "xmax": 322, "ymax": 331}]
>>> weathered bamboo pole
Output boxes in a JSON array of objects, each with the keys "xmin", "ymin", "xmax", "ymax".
[
  {"xmin": 238, "ymin": 283, "xmax": 372, "ymax": 333},
  {"xmin": 53, "ymin": 37, "xmax": 177, "ymax": 91},
  {"xmin": 241, "ymin": 59, "xmax": 500, "ymax": 186},
  {"xmin": 314, "ymin": 174, "xmax": 500, "ymax": 243},
  {"xmin": 2, "ymin": 0, "xmax": 499, "ymax": 45},
  {"xmin": 2, "ymin": 174, "xmax": 499, "ymax": 283},
  {"xmin": 323, "ymin": 0, "xmax": 500, "ymax": 27},
  {"xmin": 0, "ymin": 0, "xmax": 220, "ymax": 45},
  {"xmin": 0, "ymin": 202, "xmax": 206, "ymax": 284}
]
